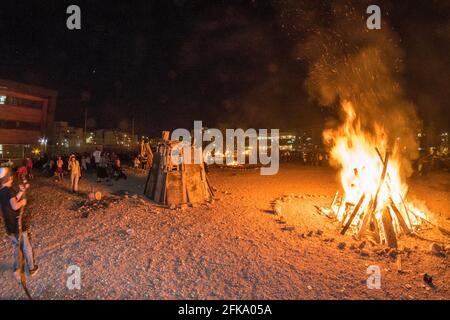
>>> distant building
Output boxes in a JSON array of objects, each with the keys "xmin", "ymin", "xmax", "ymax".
[
  {"xmin": 51, "ymin": 123, "xmax": 139, "ymax": 154},
  {"xmin": 52, "ymin": 121, "xmax": 83, "ymax": 154},
  {"xmin": 439, "ymin": 131, "xmax": 448, "ymax": 155},
  {"xmin": 279, "ymin": 131, "xmax": 297, "ymax": 152},
  {"xmin": 416, "ymin": 128, "xmax": 449, "ymax": 155},
  {"xmin": 0, "ymin": 79, "xmax": 57, "ymax": 160},
  {"xmin": 298, "ymin": 126, "xmax": 324, "ymax": 152},
  {"xmin": 94, "ymin": 129, "xmax": 138, "ymax": 149}
]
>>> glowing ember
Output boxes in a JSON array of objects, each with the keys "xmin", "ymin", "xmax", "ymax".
[
  {"xmin": 227, "ymin": 160, "xmax": 240, "ymax": 167},
  {"xmin": 324, "ymin": 100, "xmax": 428, "ymax": 247}
]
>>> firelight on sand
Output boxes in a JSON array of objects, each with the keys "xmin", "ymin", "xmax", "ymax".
[{"xmin": 323, "ymin": 100, "xmax": 428, "ymax": 248}]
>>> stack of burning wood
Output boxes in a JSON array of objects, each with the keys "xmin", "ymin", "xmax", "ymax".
[
  {"xmin": 316, "ymin": 101, "xmax": 449, "ymax": 248},
  {"xmin": 319, "ymin": 147, "xmax": 432, "ymax": 248}
]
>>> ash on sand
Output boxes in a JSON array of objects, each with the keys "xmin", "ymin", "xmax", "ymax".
[{"xmin": 271, "ymin": 194, "xmax": 337, "ymax": 236}]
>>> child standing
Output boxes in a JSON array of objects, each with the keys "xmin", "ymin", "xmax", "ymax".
[
  {"xmin": 17, "ymin": 160, "xmax": 27, "ymax": 181},
  {"xmin": 56, "ymin": 156, "xmax": 64, "ymax": 182}
]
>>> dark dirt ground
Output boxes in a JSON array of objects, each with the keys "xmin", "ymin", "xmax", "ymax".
[{"xmin": 0, "ymin": 163, "xmax": 448, "ymax": 300}]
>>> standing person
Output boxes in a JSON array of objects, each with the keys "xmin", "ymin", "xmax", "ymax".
[
  {"xmin": 17, "ymin": 160, "xmax": 28, "ymax": 181},
  {"xmin": 26, "ymin": 158, "xmax": 33, "ymax": 180},
  {"xmin": 104, "ymin": 153, "xmax": 112, "ymax": 178},
  {"xmin": 68, "ymin": 155, "xmax": 81, "ymax": 193},
  {"xmin": 92, "ymin": 148, "xmax": 102, "ymax": 168},
  {"xmin": 48, "ymin": 158, "xmax": 55, "ymax": 177},
  {"xmin": 0, "ymin": 168, "xmax": 38, "ymax": 279},
  {"xmin": 112, "ymin": 158, "xmax": 127, "ymax": 181},
  {"xmin": 133, "ymin": 156, "xmax": 140, "ymax": 170},
  {"xmin": 84, "ymin": 155, "xmax": 91, "ymax": 172},
  {"xmin": 97, "ymin": 153, "xmax": 109, "ymax": 183},
  {"xmin": 80, "ymin": 155, "xmax": 87, "ymax": 172},
  {"xmin": 56, "ymin": 156, "xmax": 64, "ymax": 182}
]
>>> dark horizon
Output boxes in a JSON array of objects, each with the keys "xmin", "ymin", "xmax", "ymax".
[{"xmin": 1, "ymin": 0, "xmax": 448, "ymax": 137}]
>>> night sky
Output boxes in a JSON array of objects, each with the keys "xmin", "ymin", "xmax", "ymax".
[{"xmin": 0, "ymin": 0, "xmax": 448, "ymax": 136}]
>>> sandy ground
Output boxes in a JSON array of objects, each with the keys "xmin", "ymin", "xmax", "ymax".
[{"xmin": 0, "ymin": 163, "xmax": 448, "ymax": 300}]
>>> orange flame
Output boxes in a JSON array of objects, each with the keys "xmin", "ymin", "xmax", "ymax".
[{"xmin": 326, "ymin": 101, "xmax": 426, "ymax": 242}]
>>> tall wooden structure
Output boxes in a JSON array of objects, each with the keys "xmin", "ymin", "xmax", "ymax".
[
  {"xmin": 144, "ymin": 132, "xmax": 213, "ymax": 207},
  {"xmin": 139, "ymin": 140, "xmax": 154, "ymax": 170}
]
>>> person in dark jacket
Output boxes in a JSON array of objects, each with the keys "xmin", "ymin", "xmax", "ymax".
[{"xmin": 0, "ymin": 168, "xmax": 38, "ymax": 279}]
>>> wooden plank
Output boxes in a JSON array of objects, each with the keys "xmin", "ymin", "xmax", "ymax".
[
  {"xmin": 144, "ymin": 150, "xmax": 161, "ymax": 199},
  {"xmin": 153, "ymin": 153, "xmax": 167, "ymax": 202},
  {"xmin": 181, "ymin": 153, "xmax": 188, "ymax": 204},
  {"xmin": 166, "ymin": 171, "xmax": 183, "ymax": 206},
  {"xmin": 341, "ymin": 194, "xmax": 366, "ymax": 235},
  {"xmin": 389, "ymin": 199, "xmax": 412, "ymax": 235},
  {"xmin": 375, "ymin": 147, "xmax": 414, "ymax": 230},
  {"xmin": 158, "ymin": 171, "xmax": 167, "ymax": 203},
  {"xmin": 185, "ymin": 164, "xmax": 205, "ymax": 203},
  {"xmin": 382, "ymin": 207, "xmax": 398, "ymax": 248},
  {"xmin": 144, "ymin": 143, "xmax": 154, "ymax": 168},
  {"xmin": 372, "ymin": 150, "xmax": 389, "ymax": 212},
  {"xmin": 371, "ymin": 212, "xmax": 381, "ymax": 243},
  {"xmin": 339, "ymin": 202, "xmax": 353, "ymax": 228},
  {"xmin": 334, "ymin": 196, "xmax": 344, "ymax": 220},
  {"xmin": 330, "ymin": 191, "xmax": 339, "ymax": 208},
  {"xmin": 357, "ymin": 199, "xmax": 373, "ymax": 239}
]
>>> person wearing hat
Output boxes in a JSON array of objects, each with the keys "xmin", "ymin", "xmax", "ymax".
[
  {"xmin": 68, "ymin": 154, "xmax": 81, "ymax": 193},
  {"xmin": 0, "ymin": 167, "xmax": 38, "ymax": 278}
]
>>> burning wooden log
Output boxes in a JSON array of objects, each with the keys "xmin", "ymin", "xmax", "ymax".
[
  {"xmin": 389, "ymin": 198, "xmax": 412, "ymax": 235},
  {"xmin": 372, "ymin": 150, "xmax": 389, "ymax": 212},
  {"xmin": 357, "ymin": 198, "xmax": 374, "ymax": 239},
  {"xmin": 381, "ymin": 207, "xmax": 398, "ymax": 248},
  {"xmin": 371, "ymin": 211, "xmax": 381, "ymax": 243},
  {"xmin": 341, "ymin": 193, "xmax": 365, "ymax": 235},
  {"xmin": 355, "ymin": 150, "xmax": 389, "ymax": 239},
  {"xmin": 330, "ymin": 191, "xmax": 339, "ymax": 208},
  {"xmin": 375, "ymin": 147, "xmax": 415, "ymax": 232}
]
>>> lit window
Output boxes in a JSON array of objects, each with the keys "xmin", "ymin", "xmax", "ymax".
[{"xmin": 0, "ymin": 96, "xmax": 6, "ymax": 104}]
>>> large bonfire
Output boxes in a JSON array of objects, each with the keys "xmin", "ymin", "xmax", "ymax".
[{"xmin": 324, "ymin": 100, "xmax": 428, "ymax": 248}]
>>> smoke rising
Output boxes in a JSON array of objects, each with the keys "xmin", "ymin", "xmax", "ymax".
[{"xmin": 284, "ymin": 1, "xmax": 421, "ymax": 175}]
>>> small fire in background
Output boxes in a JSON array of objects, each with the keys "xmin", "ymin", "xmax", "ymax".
[{"xmin": 322, "ymin": 100, "xmax": 429, "ymax": 248}]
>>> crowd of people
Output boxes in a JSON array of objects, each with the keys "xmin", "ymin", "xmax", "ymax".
[
  {"xmin": 39, "ymin": 149, "xmax": 129, "ymax": 192},
  {"xmin": 278, "ymin": 151, "xmax": 329, "ymax": 166}
]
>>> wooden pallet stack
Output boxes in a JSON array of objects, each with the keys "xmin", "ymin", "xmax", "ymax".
[
  {"xmin": 144, "ymin": 131, "xmax": 214, "ymax": 207},
  {"xmin": 139, "ymin": 140, "xmax": 154, "ymax": 170}
]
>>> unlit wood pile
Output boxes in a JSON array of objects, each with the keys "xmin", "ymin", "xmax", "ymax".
[
  {"xmin": 144, "ymin": 132, "xmax": 213, "ymax": 207},
  {"xmin": 139, "ymin": 140, "xmax": 154, "ymax": 170}
]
